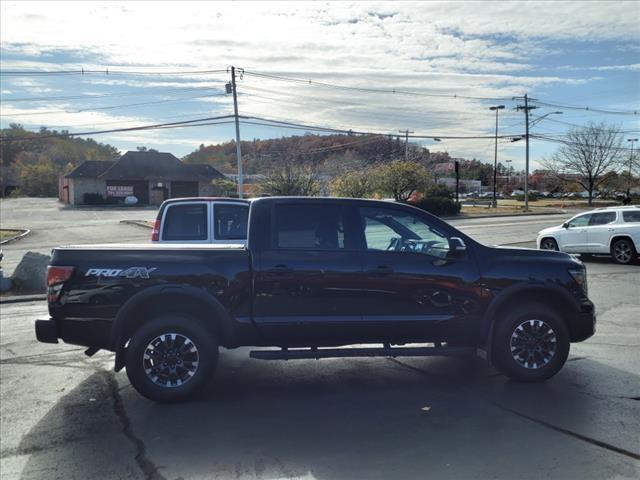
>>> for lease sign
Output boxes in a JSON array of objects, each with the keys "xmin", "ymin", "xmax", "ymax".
[{"xmin": 106, "ymin": 185, "xmax": 134, "ymax": 197}]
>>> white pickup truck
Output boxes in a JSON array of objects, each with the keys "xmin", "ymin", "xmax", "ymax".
[
  {"xmin": 537, "ymin": 205, "xmax": 640, "ymax": 264},
  {"xmin": 151, "ymin": 197, "xmax": 250, "ymax": 244}
]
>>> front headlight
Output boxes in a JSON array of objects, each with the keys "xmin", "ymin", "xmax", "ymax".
[{"xmin": 568, "ymin": 267, "xmax": 588, "ymax": 295}]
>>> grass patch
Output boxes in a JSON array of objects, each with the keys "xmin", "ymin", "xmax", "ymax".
[{"xmin": 0, "ymin": 229, "xmax": 24, "ymax": 242}]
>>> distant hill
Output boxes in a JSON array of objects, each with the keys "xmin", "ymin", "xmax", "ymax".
[
  {"xmin": 182, "ymin": 133, "xmax": 417, "ymax": 174},
  {"xmin": 1, "ymin": 124, "xmax": 120, "ymax": 196},
  {"xmin": 181, "ymin": 133, "xmax": 508, "ymax": 185}
]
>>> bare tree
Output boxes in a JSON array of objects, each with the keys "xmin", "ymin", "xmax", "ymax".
[{"xmin": 542, "ymin": 122, "xmax": 624, "ymax": 205}]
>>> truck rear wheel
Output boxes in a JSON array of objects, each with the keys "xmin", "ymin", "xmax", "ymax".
[
  {"xmin": 493, "ymin": 304, "xmax": 569, "ymax": 382},
  {"xmin": 125, "ymin": 314, "xmax": 218, "ymax": 402}
]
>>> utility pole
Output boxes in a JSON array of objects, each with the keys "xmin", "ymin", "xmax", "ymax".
[
  {"xmin": 230, "ymin": 66, "xmax": 243, "ymax": 198},
  {"xmin": 455, "ymin": 160, "xmax": 460, "ymax": 204},
  {"xmin": 399, "ymin": 129, "xmax": 414, "ymax": 161},
  {"xmin": 489, "ymin": 105, "xmax": 505, "ymax": 208},
  {"xmin": 514, "ymin": 94, "xmax": 538, "ymax": 211},
  {"xmin": 627, "ymin": 138, "xmax": 638, "ymax": 197}
]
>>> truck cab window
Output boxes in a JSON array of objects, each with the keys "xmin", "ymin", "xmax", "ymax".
[
  {"xmin": 162, "ymin": 204, "xmax": 208, "ymax": 241},
  {"xmin": 360, "ymin": 207, "xmax": 451, "ymax": 258},
  {"xmin": 274, "ymin": 204, "xmax": 346, "ymax": 250}
]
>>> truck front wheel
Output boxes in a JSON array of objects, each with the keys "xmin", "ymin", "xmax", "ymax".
[
  {"xmin": 493, "ymin": 304, "xmax": 569, "ymax": 382},
  {"xmin": 125, "ymin": 314, "xmax": 218, "ymax": 402}
]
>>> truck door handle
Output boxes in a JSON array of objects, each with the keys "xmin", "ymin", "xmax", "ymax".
[
  {"xmin": 268, "ymin": 264, "xmax": 293, "ymax": 273},
  {"xmin": 367, "ymin": 265, "xmax": 393, "ymax": 274}
]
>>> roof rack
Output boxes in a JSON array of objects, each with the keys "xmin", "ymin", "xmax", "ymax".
[{"xmin": 595, "ymin": 205, "xmax": 639, "ymax": 210}]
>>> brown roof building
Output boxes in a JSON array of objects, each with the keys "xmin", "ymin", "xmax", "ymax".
[{"xmin": 60, "ymin": 151, "xmax": 226, "ymax": 205}]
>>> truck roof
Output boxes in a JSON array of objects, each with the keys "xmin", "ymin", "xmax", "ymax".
[{"xmin": 160, "ymin": 197, "xmax": 251, "ymax": 204}]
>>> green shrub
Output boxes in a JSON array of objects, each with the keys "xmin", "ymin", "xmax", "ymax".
[{"xmin": 410, "ymin": 196, "xmax": 461, "ymax": 217}]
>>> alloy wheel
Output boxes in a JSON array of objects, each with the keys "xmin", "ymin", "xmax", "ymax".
[
  {"xmin": 613, "ymin": 241, "xmax": 632, "ymax": 264},
  {"xmin": 142, "ymin": 333, "xmax": 200, "ymax": 387},
  {"xmin": 510, "ymin": 319, "xmax": 557, "ymax": 369},
  {"xmin": 541, "ymin": 239, "xmax": 558, "ymax": 250}
]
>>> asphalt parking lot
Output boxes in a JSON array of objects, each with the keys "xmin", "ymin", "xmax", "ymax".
[{"xmin": 1, "ymin": 198, "xmax": 639, "ymax": 479}]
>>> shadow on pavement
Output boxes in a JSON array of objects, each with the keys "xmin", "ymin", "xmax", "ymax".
[{"xmin": 18, "ymin": 353, "xmax": 640, "ymax": 480}]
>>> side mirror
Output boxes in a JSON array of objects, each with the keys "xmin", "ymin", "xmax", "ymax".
[
  {"xmin": 449, "ymin": 237, "xmax": 467, "ymax": 258},
  {"xmin": 562, "ymin": 222, "xmax": 569, "ymax": 229}
]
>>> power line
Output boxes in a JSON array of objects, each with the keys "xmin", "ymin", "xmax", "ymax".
[
  {"xmin": 1, "ymin": 92, "xmax": 227, "ymax": 116},
  {"xmin": 243, "ymin": 70, "xmax": 515, "ymax": 102},
  {"xmin": 1, "ymin": 86, "xmax": 221, "ymax": 103},
  {"xmin": 0, "ymin": 115, "xmax": 235, "ymax": 142},
  {"xmin": 0, "ymin": 68, "xmax": 228, "ymax": 76},
  {"xmin": 532, "ymin": 116, "xmax": 640, "ymax": 133},
  {"xmin": 240, "ymin": 114, "xmax": 522, "ymax": 140},
  {"xmin": 530, "ymin": 99, "xmax": 638, "ymax": 116},
  {"xmin": 530, "ymin": 134, "xmax": 636, "ymax": 152},
  {"xmin": 10, "ymin": 110, "xmax": 226, "ymax": 130}
]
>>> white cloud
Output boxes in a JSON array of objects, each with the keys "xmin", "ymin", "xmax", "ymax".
[{"xmin": 1, "ymin": 1, "xmax": 638, "ymax": 163}]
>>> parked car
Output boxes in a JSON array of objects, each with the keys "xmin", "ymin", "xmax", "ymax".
[
  {"xmin": 36, "ymin": 197, "xmax": 595, "ymax": 402},
  {"xmin": 537, "ymin": 206, "xmax": 640, "ymax": 264},
  {"xmin": 151, "ymin": 197, "xmax": 250, "ymax": 244}
]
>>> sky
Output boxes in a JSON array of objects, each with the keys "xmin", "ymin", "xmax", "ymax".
[{"xmin": 1, "ymin": 1, "xmax": 639, "ymax": 172}]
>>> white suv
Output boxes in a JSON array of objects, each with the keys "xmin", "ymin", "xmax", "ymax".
[{"xmin": 537, "ymin": 206, "xmax": 640, "ymax": 265}]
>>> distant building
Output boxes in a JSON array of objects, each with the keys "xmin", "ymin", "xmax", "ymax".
[
  {"xmin": 60, "ymin": 151, "xmax": 226, "ymax": 205},
  {"xmin": 437, "ymin": 177, "xmax": 481, "ymax": 193}
]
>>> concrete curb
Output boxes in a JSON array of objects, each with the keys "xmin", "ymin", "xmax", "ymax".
[
  {"xmin": 443, "ymin": 210, "xmax": 566, "ymax": 220},
  {"xmin": 119, "ymin": 220, "xmax": 153, "ymax": 230},
  {"xmin": 0, "ymin": 229, "xmax": 31, "ymax": 245},
  {"xmin": 0, "ymin": 294, "xmax": 46, "ymax": 304}
]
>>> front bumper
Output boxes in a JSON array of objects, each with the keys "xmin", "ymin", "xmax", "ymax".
[{"xmin": 570, "ymin": 302, "xmax": 596, "ymax": 342}]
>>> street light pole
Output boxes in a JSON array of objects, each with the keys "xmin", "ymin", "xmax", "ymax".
[
  {"xmin": 628, "ymin": 138, "xmax": 638, "ymax": 197},
  {"xmin": 489, "ymin": 105, "xmax": 505, "ymax": 208}
]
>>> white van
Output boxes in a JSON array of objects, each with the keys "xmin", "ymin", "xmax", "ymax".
[{"xmin": 151, "ymin": 197, "xmax": 250, "ymax": 244}]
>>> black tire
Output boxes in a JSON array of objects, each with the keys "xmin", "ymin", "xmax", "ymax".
[
  {"xmin": 611, "ymin": 238, "xmax": 637, "ymax": 265},
  {"xmin": 539, "ymin": 238, "xmax": 558, "ymax": 251},
  {"xmin": 493, "ymin": 304, "xmax": 569, "ymax": 382},
  {"xmin": 125, "ymin": 314, "xmax": 218, "ymax": 402}
]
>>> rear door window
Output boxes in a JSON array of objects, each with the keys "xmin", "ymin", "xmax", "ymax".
[
  {"xmin": 214, "ymin": 203, "xmax": 249, "ymax": 240},
  {"xmin": 589, "ymin": 212, "xmax": 616, "ymax": 225},
  {"xmin": 162, "ymin": 204, "xmax": 208, "ymax": 241},
  {"xmin": 622, "ymin": 211, "xmax": 640, "ymax": 223},
  {"xmin": 273, "ymin": 204, "xmax": 347, "ymax": 250}
]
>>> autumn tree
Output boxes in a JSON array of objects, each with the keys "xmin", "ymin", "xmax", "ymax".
[
  {"xmin": 330, "ymin": 170, "xmax": 373, "ymax": 198},
  {"xmin": 210, "ymin": 178, "xmax": 237, "ymax": 196},
  {"xmin": 13, "ymin": 152, "xmax": 58, "ymax": 197},
  {"xmin": 370, "ymin": 160, "xmax": 432, "ymax": 201},
  {"xmin": 259, "ymin": 163, "xmax": 320, "ymax": 196},
  {"xmin": 542, "ymin": 123, "xmax": 624, "ymax": 205}
]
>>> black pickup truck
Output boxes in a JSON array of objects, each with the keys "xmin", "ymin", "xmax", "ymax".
[{"xmin": 36, "ymin": 197, "xmax": 595, "ymax": 402}]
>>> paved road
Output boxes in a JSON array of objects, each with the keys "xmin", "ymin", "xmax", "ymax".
[
  {"xmin": 1, "ymin": 198, "xmax": 154, "ymax": 276},
  {"xmin": 0, "ymin": 199, "xmax": 638, "ymax": 479},
  {"xmin": 1, "ymin": 259, "xmax": 638, "ymax": 480}
]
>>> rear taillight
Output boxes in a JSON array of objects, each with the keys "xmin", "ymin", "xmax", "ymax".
[
  {"xmin": 47, "ymin": 266, "xmax": 75, "ymax": 286},
  {"xmin": 47, "ymin": 266, "xmax": 75, "ymax": 303},
  {"xmin": 151, "ymin": 219, "xmax": 160, "ymax": 241}
]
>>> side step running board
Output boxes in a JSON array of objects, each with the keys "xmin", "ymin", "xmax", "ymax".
[{"xmin": 250, "ymin": 345, "xmax": 476, "ymax": 361}]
